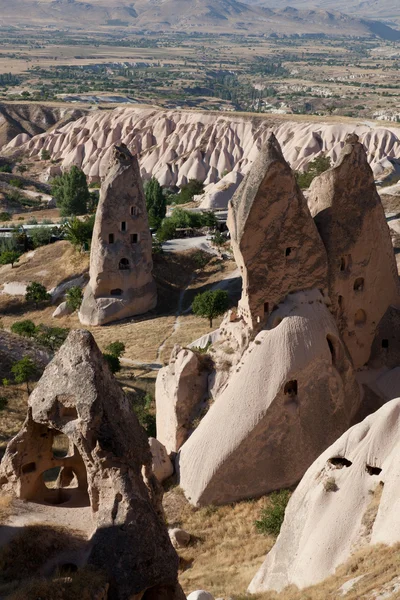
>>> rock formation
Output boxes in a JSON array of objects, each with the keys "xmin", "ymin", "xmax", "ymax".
[
  {"xmin": 227, "ymin": 133, "xmax": 327, "ymax": 330},
  {"xmin": 0, "ymin": 330, "xmax": 182, "ymax": 599},
  {"xmin": 309, "ymin": 133, "xmax": 400, "ymax": 368},
  {"xmin": 156, "ymin": 346, "xmax": 210, "ymax": 454},
  {"xmin": 7, "ymin": 106, "xmax": 400, "ymax": 210},
  {"xmin": 79, "ymin": 144, "xmax": 157, "ymax": 326},
  {"xmin": 248, "ymin": 396, "xmax": 400, "ymax": 593},
  {"xmin": 178, "ymin": 289, "xmax": 360, "ymax": 506}
]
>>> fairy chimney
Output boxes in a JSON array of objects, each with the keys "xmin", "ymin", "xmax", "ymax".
[
  {"xmin": 79, "ymin": 144, "xmax": 157, "ymax": 326},
  {"xmin": 0, "ymin": 330, "xmax": 183, "ymax": 599},
  {"xmin": 309, "ymin": 133, "xmax": 400, "ymax": 369},
  {"xmin": 227, "ymin": 133, "xmax": 328, "ymax": 331}
]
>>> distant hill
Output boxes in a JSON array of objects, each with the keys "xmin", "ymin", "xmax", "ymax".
[
  {"xmin": 0, "ymin": 0, "xmax": 399, "ymax": 39},
  {"xmin": 246, "ymin": 0, "xmax": 400, "ymax": 28}
]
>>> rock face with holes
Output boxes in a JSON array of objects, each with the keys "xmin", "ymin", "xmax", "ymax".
[
  {"xmin": 248, "ymin": 396, "xmax": 400, "ymax": 594},
  {"xmin": 178, "ymin": 289, "xmax": 360, "ymax": 506},
  {"xmin": 0, "ymin": 330, "xmax": 183, "ymax": 600},
  {"xmin": 309, "ymin": 134, "xmax": 400, "ymax": 369},
  {"xmin": 79, "ymin": 143, "xmax": 156, "ymax": 326},
  {"xmin": 156, "ymin": 346, "xmax": 211, "ymax": 454},
  {"xmin": 227, "ymin": 133, "xmax": 328, "ymax": 331}
]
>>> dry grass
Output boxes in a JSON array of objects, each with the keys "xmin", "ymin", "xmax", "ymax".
[
  {"xmin": 0, "ymin": 524, "xmax": 86, "ymax": 584},
  {"xmin": 252, "ymin": 543, "xmax": 400, "ymax": 600},
  {"xmin": 0, "ymin": 496, "xmax": 13, "ymax": 524},
  {"xmin": 7, "ymin": 568, "xmax": 108, "ymax": 600},
  {"xmin": 0, "ymin": 384, "xmax": 29, "ymax": 456},
  {"xmin": 163, "ymin": 488, "xmax": 275, "ymax": 598}
]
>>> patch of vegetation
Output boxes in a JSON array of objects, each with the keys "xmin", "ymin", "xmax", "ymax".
[
  {"xmin": 168, "ymin": 178, "xmax": 205, "ymax": 205},
  {"xmin": 0, "ymin": 165, "xmax": 12, "ymax": 173},
  {"xmin": 11, "ymin": 319, "xmax": 37, "ymax": 337},
  {"xmin": 11, "ymin": 356, "xmax": 39, "ymax": 395},
  {"xmin": 66, "ymin": 285, "xmax": 83, "ymax": 311},
  {"xmin": 145, "ymin": 176, "xmax": 167, "ymax": 229},
  {"xmin": 192, "ymin": 289, "xmax": 230, "ymax": 328},
  {"xmin": 64, "ymin": 215, "xmax": 95, "ymax": 250},
  {"xmin": 255, "ymin": 489, "xmax": 291, "ymax": 537},
  {"xmin": 131, "ymin": 392, "xmax": 157, "ymax": 438},
  {"xmin": 295, "ymin": 155, "xmax": 331, "ymax": 189},
  {"xmin": 0, "ymin": 250, "xmax": 21, "ymax": 268},
  {"xmin": 0, "ymin": 212, "xmax": 12, "ymax": 222},
  {"xmin": 25, "ymin": 281, "xmax": 51, "ymax": 308},
  {"xmin": 11, "ymin": 319, "xmax": 69, "ymax": 352},
  {"xmin": 103, "ymin": 340, "xmax": 126, "ymax": 374},
  {"xmin": 52, "ymin": 166, "xmax": 91, "ymax": 216},
  {"xmin": 0, "ymin": 396, "xmax": 8, "ymax": 411}
]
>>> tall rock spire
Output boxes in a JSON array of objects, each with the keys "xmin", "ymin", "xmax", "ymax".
[
  {"xmin": 79, "ymin": 144, "xmax": 157, "ymax": 326},
  {"xmin": 227, "ymin": 133, "xmax": 328, "ymax": 331},
  {"xmin": 309, "ymin": 133, "xmax": 400, "ymax": 368}
]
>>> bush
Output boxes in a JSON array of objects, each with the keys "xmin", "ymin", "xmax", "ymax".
[
  {"xmin": 11, "ymin": 356, "xmax": 39, "ymax": 394},
  {"xmin": 105, "ymin": 341, "xmax": 125, "ymax": 359},
  {"xmin": 25, "ymin": 282, "xmax": 50, "ymax": 308},
  {"xmin": 0, "ymin": 212, "xmax": 11, "ymax": 222},
  {"xmin": 11, "ymin": 320, "xmax": 37, "ymax": 338},
  {"xmin": 103, "ymin": 353, "xmax": 121, "ymax": 374},
  {"xmin": 0, "ymin": 396, "xmax": 8, "ymax": 410},
  {"xmin": 64, "ymin": 216, "xmax": 95, "ymax": 250},
  {"xmin": 0, "ymin": 250, "xmax": 21, "ymax": 267},
  {"xmin": 30, "ymin": 226, "xmax": 53, "ymax": 248},
  {"xmin": 41, "ymin": 149, "xmax": 51, "ymax": 161},
  {"xmin": 34, "ymin": 325, "xmax": 69, "ymax": 352},
  {"xmin": 295, "ymin": 155, "xmax": 331, "ymax": 190},
  {"xmin": 157, "ymin": 218, "xmax": 177, "ymax": 242},
  {"xmin": 66, "ymin": 286, "xmax": 83, "ymax": 311},
  {"xmin": 9, "ymin": 178, "xmax": 23, "ymax": 189},
  {"xmin": 255, "ymin": 490, "xmax": 291, "ymax": 537},
  {"xmin": 131, "ymin": 392, "xmax": 156, "ymax": 438},
  {"xmin": 0, "ymin": 165, "xmax": 12, "ymax": 173}
]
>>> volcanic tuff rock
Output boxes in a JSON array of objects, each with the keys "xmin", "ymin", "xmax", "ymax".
[
  {"xmin": 178, "ymin": 289, "xmax": 360, "ymax": 506},
  {"xmin": 0, "ymin": 330, "xmax": 183, "ymax": 599},
  {"xmin": 8, "ymin": 107, "xmax": 400, "ymax": 210},
  {"xmin": 309, "ymin": 133, "xmax": 400, "ymax": 368},
  {"xmin": 248, "ymin": 396, "xmax": 400, "ymax": 593},
  {"xmin": 79, "ymin": 144, "xmax": 156, "ymax": 326},
  {"xmin": 156, "ymin": 346, "xmax": 210, "ymax": 454},
  {"xmin": 228, "ymin": 133, "xmax": 327, "ymax": 330}
]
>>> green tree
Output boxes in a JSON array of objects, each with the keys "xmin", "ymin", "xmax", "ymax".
[
  {"xmin": 192, "ymin": 289, "xmax": 229, "ymax": 328},
  {"xmin": 25, "ymin": 282, "xmax": 50, "ymax": 308},
  {"xmin": 0, "ymin": 250, "xmax": 21, "ymax": 268},
  {"xmin": 105, "ymin": 341, "xmax": 126, "ymax": 359},
  {"xmin": 66, "ymin": 286, "xmax": 83, "ymax": 311},
  {"xmin": 11, "ymin": 320, "xmax": 37, "ymax": 338},
  {"xmin": 52, "ymin": 166, "xmax": 91, "ymax": 216},
  {"xmin": 145, "ymin": 177, "xmax": 167, "ymax": 229},
  {"xmin": 295, "ymin": 155, "xmax": 332, "ymax": 190},
  {"xmin": 30, "ymin": 226, "xmax": 53, "ymax": 248},
  {"xmin": 156, "ymin": 218, "xmax": 176, "ymax": 242},
  {"xmin": 34, "ymin": 325, "xmax": 69, "ymax": 352},
  {"xmin": 11, "ymin": 356, "xmax": 38, "ymax": 394},
  {"xmin": 64, "ymin": 216, "xmax": 95, "ymax": 250}
]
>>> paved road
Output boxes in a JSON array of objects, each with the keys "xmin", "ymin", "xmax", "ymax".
[{"xmin": 162, "ymin": 235, "xmax": 219, "ymax": 254}]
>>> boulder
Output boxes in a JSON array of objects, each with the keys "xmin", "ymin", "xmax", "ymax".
[
  {"xmin": 309, "ymin": 133, "xmax": 400, "ymax": 368},
  {"xmin": 227, "ymin": 133, "xmax": 328, "ymax": 332},
  {"xmin": 79, "ymin": 144, "xmax": 157, "ymax": 326},
  {"xmin": 178, "ymin": 290, "xmax": 360, "ymax": 506},
  {"xmin": 156, "ymin": 346, "xmax": 210, "ymax": 454},
  {"xmin": 187, "ymin": 592, "xmax": 215, "ymax": 600},
  {"xmin": 0, "ymin": 330, "xmax": 182, "ymax": 599},
  {"xmin": 52, "ymin": 301, "xmax": 73, "ymax": 318},
  {"xmin": 149, "ymin": 437, "xmax": 174, "ymax": 483},
  {"xmin": 248, "ymin": 395, "xmax": 400, "ymax": 594},
  {"xmin": 168, "ymin": 528, "xmax": 191, "ymax": 549}
]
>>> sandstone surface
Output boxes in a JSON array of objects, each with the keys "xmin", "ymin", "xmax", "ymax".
[
  {"xmin": 79, "ymin": 144, "xmax": 157, "ymax": 326},
  {"xmin": 52, "ymin": 301, "xmax": 73, "ymax": 318},
  {"xmin": 8, "ymin": 107, "xmax": 400, "ymax": 209},
  {"xmin": 178, "ymin": 289, "xmax": 360, "ymax": 506},
  {"xmin": 248, "ymin": 396, "xmax": 400, "ymax": 593},
  {"xmin": 0, "ymin": 330, "xmax": 182, "ymax": 599},
  {"xmin": 168, "ymin": 528, "xmax": 191, "ymax": 549},
  {"xmin": 156, "ymin": 346, "xmax": 210, "ymax": 454},
  {"xmin": 227, "ymin": 133, "xmax": 327, "ymax": 330},
  {"xmin": 309, "ymin": 133, "xmax": 400, "ymax": 368},
  {"xmin": 149, "ymin": 437, "xmax": 174, "ymax": 483}
]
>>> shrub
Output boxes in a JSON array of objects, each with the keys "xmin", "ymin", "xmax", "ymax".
[
  {"xmin": 0, "ymin": 164, "xmax": 12, "ymax": 173},
  {"xmin": 11, "ymin": 320, "xmax": 37, "ymax": 338},
  {"xmin": 255, "ymin": 489, "xmax": 291, "ymax": 536},
  {"xmin": 0, "ymin": 212, "xmax": 11, "ymax": 222},
  {"xmin": 105, "ymin": 341, "xmax": 125, "ymax": 359},
  {"xmin": 295, "ymin": 155, "xmax": 331, "ymax": 190},
  {"xmin": 30, "ymin": 226, "xmax": 53, "ymax": 248},
  {"xmin": 25, "ymin": 282, "xmax": 50, "ymax": 308},
  {"xmin": 34, "ymin": 325, "xmax": 69, "ymax": 352},
  {"xmin": 0, "ymin": 396, "xmax": 8, "ymax": 410},
  {"xmin": 64, "ymin": 215, "xmax": 94, "ymax": 250},
  {"xmin": 131, "ymin": 393, "xmax": 156, "ymax": 437},
  {"xmin": 9, "ymin": 178, "xmax": 23, "ymax": 189},
  {"xmin": 41, "ymin": 149, "xmax": 51, "ymax": 161},
  {"xmin": 103, "ymin": 353, "xmax": 121, "ymax": 374},
  {"xmin": 66, "ymin": 286, "xmax": 83, "ymax": 311},
  {"xmin": 157, "ymin": 218, "xmax": 177, "ymax": 242},
  {"xmin": 323, "ymin": 476, "xmax": 338, "ymax": 492}
]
